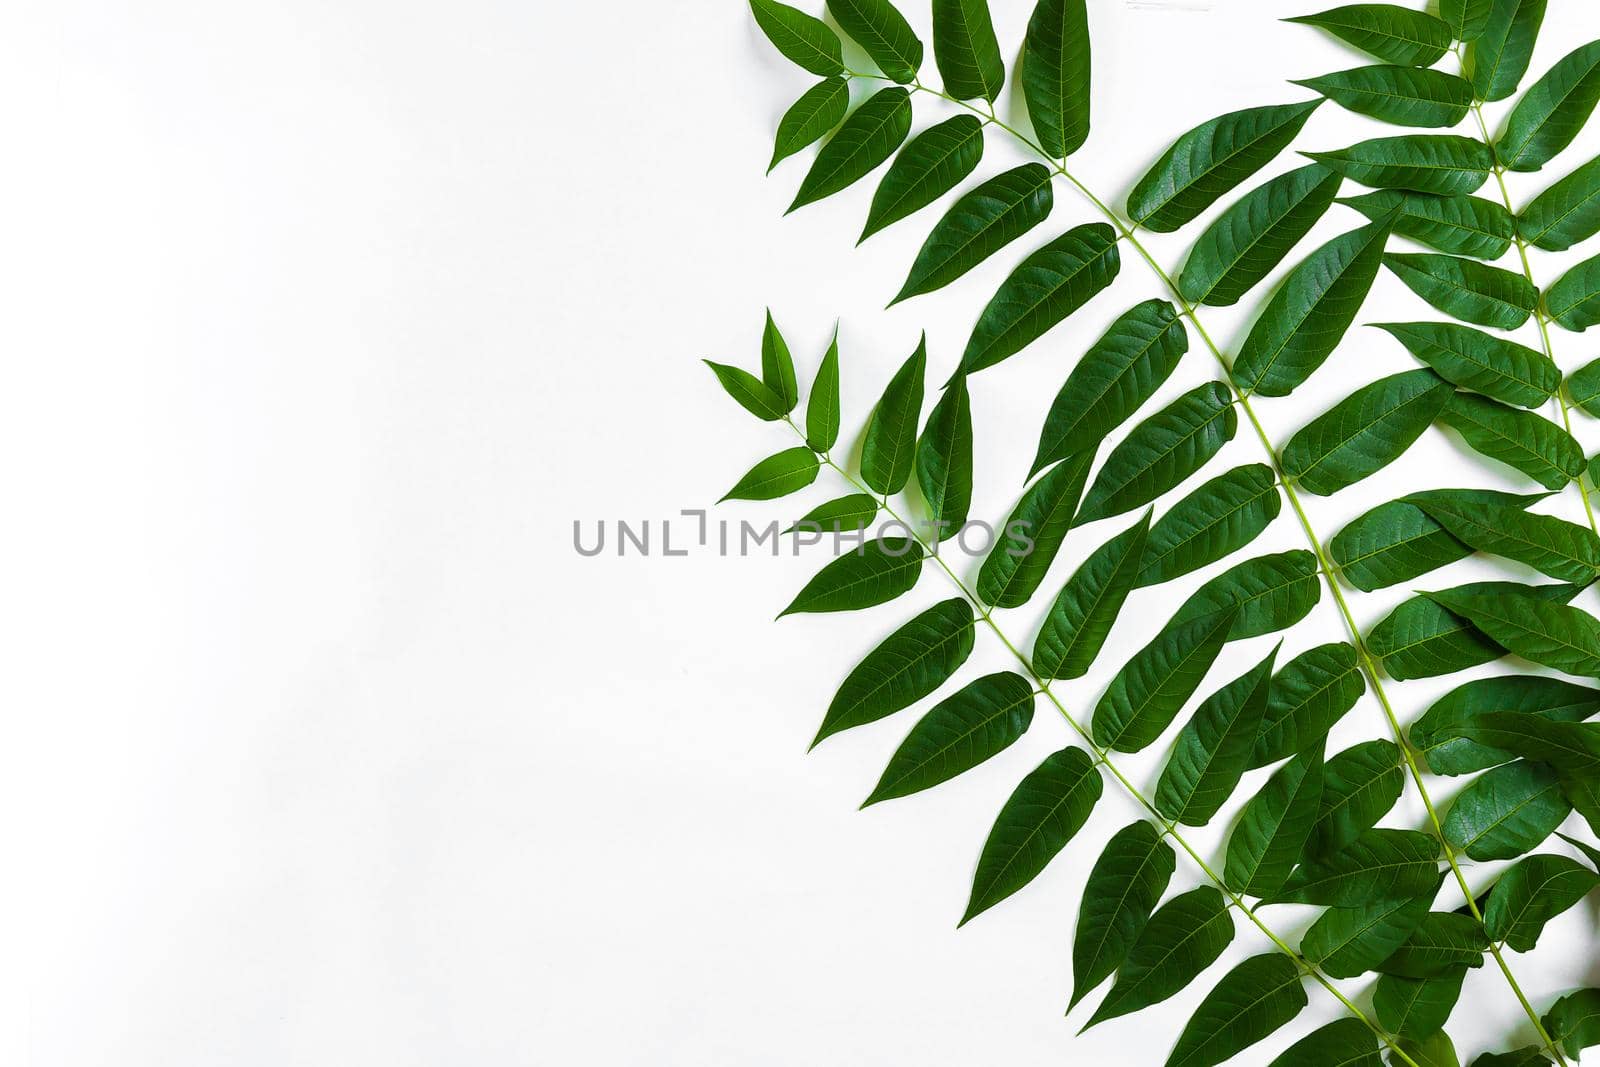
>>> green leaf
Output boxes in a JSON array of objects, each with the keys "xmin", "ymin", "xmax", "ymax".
[
  {"xmin": 1274, "ymin": 828, "xmax": 1441, "ymax": 906},
  {"xmin": 1302, "ymin": 893, "xmax": 1434, "ymax": 978},
  {"xmin": 1306, "ymin": 135, "xmax": 1494, "ymax": 195},
  {"xmin": 1558, "ymin": 829, "xmax": 1600, "ymax": 872},
  {"xmin": 1409, "ymin": 496, "xmax": 1600, "ymax": 584},
  {"xmin": 1546, "ymin": 251, "xmax": 1600, "ymax": 331},
  {"xmin": 1499, "ymin": 40, "xmax": 1600, "ymax": 172},
  {"xmin": 1484, "ymin": 853, "xmax": 1600, "ymax": 950},
  {"xmin": 1519, "ymin": 154, "xmax": 1600, "ymax": 251},
  {"xmin": 1331, "ymin": 488, "xmax": 1548, "ymax": 591},
  {"xmin": 979, "ymin": 450, "xmax": 1096, "ymax": 609},
  {"xmin": 1468, "ymin": 0, "xmax": 1547, "ymax": 102},
  {"xmin": 1442, "ymin": 0, "xmax": 1494, "ymax": 41},
  {"xmin": 862, "ymin": 671, "xmax": 1034, "ymax": 805},
  {"xmin": 1443, "ymin": 759, "xmax": 1572, "ymax": 860},
  {"xmin": 860, "ymin": 115, "xmax": 985, "ymax": 242},
  {"xmin": 1397, "ymin": 1031, "xmax": 1463, "ymax": 1067},
  {"xmin": 750, "ymin": 0, "xmax": 844, "ymax": 75},
  {"xmin": 1083, "ymin": 887, "xmax": 1235, "ymax": 1029},
  {"xmin": 705, "ymin": 359, "xmax": 787, "ymax": 421},
  {"xmin": 1412, "ymin": 674, "xmax": 1600, "ymax": 776},
  {"xmin": 1384, "ymin": 254, "xmax": 1536, "ymax": 330},
  {"xmin": 1280, "ymin": 369, "xmax": 1453, "ymax": 496},
  {"xmin": 1266, "ymin": 1019, "xmax": 1382, "ymax": 1067},
  {"xmin": 1075, "ymin": 382, "xmax": 1237, "ymax": 525},
  {"xmin": 813, "ymin": 597, "xmax": 975, "ymax": 746},
  {"xmin": 1178, "ymin": 164, "xmax": 1343, "ymax": 307},
  {"xmin": 1030, "ymin": 300, "xmax": 1189, "ymax": 477},
  {"xmin": 770, "ymin": 78, "xmax": 850, "ymax": 172},
  {"xmin": 826, "ymin": 0, "xmax": 922, "ymax": 83},
  {"xmin": 1127, "ymin": 101, "xmax": 1323, "ymax": 233},
  {"xmin": 1468, "ymin": 1047, "xmax": 1551, "ymax": 1067},
  {"xmin": 1285, "ymin": 6, "xmax": 1453, "ymax": 67},
  {"xmin": 894, "ymin": 164, "xmax": 1054, "ymax": 302},
  {"xmin": 1249, "ymin": 643, "xmax": 1364, "ymax": 768},
  {"xmin": 1136, "ymin": 464, "xmax": 1280, "ymax": 588},
  {"xmin": 1308, "ymin": 739, "xmax": 1405, "ymax": 859},
  {"xmin": 1440, "ymin": 712, "xmax": 1600, "ymax": 775},
  {"xmin": 1373, "ymin": 322, "xmax": 1556, "ymax": 408},
  {"xmin": 760, "ymin": 309, "xmax": 799, "ymax": 411},
  {"xmin": 1344, "ymin": 191, "xmax": 1515, "ymax": 258},
  {"xmin": 962, "ymin": 746, "xmax": 1101, "ymax": 923},
  {"xmin": 1380, "ymin": 912, "xmax": 1489, "ymax": 978},
  {"xmin": 1225, "ymin": 743, "xmax": 1325, "ymax": 896},
  {"xmin": 1375, "ymin": 969, "xmax": 1468, "ymax": 1040},
  {"xmin": 1170, "ymin": 550, "xmax": 1321, "ymax": 640},
  {"xmin": 931, "ymin": 0, "xmax": 1004, "ymax": 102},
  {"xmin": 860, "ymin": 336, "xmax": 926, "ymax": 494},
  {"xmin": 1439, "ymin": 393, "xmax": 1586, "ymax": 490},
  {"xmin": 1374, "ymin": 581, "xmax": 1582, "ymax": 679},
  {"xmin": 1022, "ymin": 0, "xmax": 1091, "ymax": 159},
  {"xmin": 1568, "ymin": 356, "xmax": 1600, "ymax": 415},
  {"xmin": 1032, "ymin": 511, "xmax": 1149, "ymax": 678},
  {"xmin": 788, "ymin": 493, "xmax": 880, "ymax": 535},
  {"xmin": 1543, "ymin": 987, "xmax": 1600, "ymax": 1059},
  {"xmin": 1296, "ymin": 65, "xmax": 1471, "ymax": 127},
  {"xmin": 790, "ymin": 87, "xmax": 913, "ymax": 211},
  {"xmin": 1164, "ymin": 954, "xmax": 1307, "ymax": 1067},
  {"xmin": 806, "ymin": 329, "xmax": 840, "ymax": 451},
  {"xmin": 1155, "ymin": 647, "xmax": 1277, "ymax": 827},
  {"xmin": 1425, "ymin": 588, "xmax": 1600, "ymax": 678},
  {"xmin": 962, "ymin": 222, "xmax": 1121, "ymax": 373},
  {"xmin": 1092, "ymin": 607, "xmax": 1239, "ymax": 753},
  {"xmin": 1069, "ymin": 821, "xmax": 1176, "ymax": 1010},
  {"xmin": 780, "ymin": 538, "xmax": 926, "ymax": 615},
  {"xmin": 722, "ymin": 446, "xmax": 820, "ymax": 502},
  {"xmin": 1230, "ymin": 216, "xmax": 1395, "ymax": 396},
  {"xmin": 915, "ymin": 374, "xmax": 972, "ymax": 540}
]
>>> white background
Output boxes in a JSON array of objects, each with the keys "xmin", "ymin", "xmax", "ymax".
[{"xmin": 7, "ymin": 0, "xmax": 1600, "ymax": 1064}]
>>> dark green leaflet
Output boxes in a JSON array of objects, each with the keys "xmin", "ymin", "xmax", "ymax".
[
  {"xmin": 1154, "ymin": 647, "xmax": 1277, "ymax": 827},
  {"xmin": 1177, "ymin": 164, "xmax": 1343, "ymax": 307},
  {"xmin": 1030, "ymin": 300, "xmax": 1188, "ymax": 478},
  {"xmin": 1280, "ymin": 369, "xmax": 1453, "ymax": 497},
  {"xmin": 1542, "ymin": 987, "xmax": 1600, "ymax": 1059},
  {"xmin": 750, "ymin": 0, "xmax": 844, "ymax": 75},
  {"xmin": 1069, "ymin": 821, "xmax": 1176, "ymax": 1010},
  {"xmin": 1022, "ymin": 0, "xmax": 1090, "ymax": 159},
  {"xmin": 1467, "ymin": 1048, "xmax": 1548, "ymax": 1067},
  {"xmin": 780, "ymin": 538, "xmax": 926, "ymax": 615},
  {"xmin": 1296, "ymin": 65, "xmax": 1472, "ymax": 127},
  {"xmin": 1343, "ymin": 191, "xmax": 1515, "ymax": 258},
  {"xmin": 1330, "ymin": 488, "xmax": 1547, "ymax": 592},
  {"xmin": 1383, "ymin": 254, "xmax": 1537, "ymax": 330},
  {"xmin": 812, "ymin": 597, "xmax": 975, "ymax": 747},
  {"xmin": 962, "ymin": 222, "xmax": 1121, "ymax": 373},
  {"xmin": 705, "ymin": 359, "xmax": 787, "ymax": 421},
  {"xmin": 1440, "ymin": 713, "xmax": 1600, "ymax": 775},
  {"xmin": 914, "ymin": 374, "xmax": 972, "ymax": 541},
  {"xmin": 1127, "ymin": 101, "xmax": 1322, "ymax": 233},
  {"xmin": 1092, "ymin": 607, "xmax": 1238, "ymax": 753},
  {"xmin": 1396, "ymin": 1031, "xmax": 1463, "ymax": 1067},
  {"xmin": 1500, "ymin": 40, "xmax": 1600, "ymax": 172},
  {"xmin": 770, "ymin": 78, "xmax": 849, "ymax": 172},
  {"xmin": 1442, "ymin": 759, "xmax": 1571, "ymax": 860},
  {"xmin": 1164, "ymin": 953, "xmax": 1306, "ymax": 1067},
  {"xmin": 1308, "ymin": 739, "xmax": 1405, "ymax": 858},
  {"xmin": 1425, "ymin": 588, "xmax": 1600, "ymax": 678},
  {"xmin": 961, "ymin": 746, "xmax": 1101, "ymax": 924},
  {"xmin": 1484, "ymin": 853, "xmax": 1599, "ymax": 951},
  {"xmin": 1569, "ymin": 356, "xmax": 1600, "ymax": 415},
  {"xmin": 1411, "ymin": 674, "xmax": 1600, "ymax": 776},
  {"xmin": 1075, "ymin": 382, "xmax": 1236, "ymax": 526},
  {"xmin": 760, "ymin": 309, "xmax": 798, "ymax": 410},
  {"xmin": 1031, "ymin": 512, "xmax": 1149, "ymax": 679},
  {"xmin": 1561, "ymin": 830, "xmax": 1600, "ymax": 873},
  {"xmin": 1439, "ymin": 392, "xmax": 1586, "ymax": 490},
  {"xmin": 1375, "ymin": 968, "xmax": 1468, "ymax": 1041},
  {"xmin": 860, "ymin": 337, "xmax": 925, "ymax": 494},
  {"xmin": 1231, "ymin": 216, "xmax": 1395, "ymax": 396},
  {"xmin": 721, "ymin": 446, "xmax": 820, "ymax": 501},
  {"xmin": 1306, "ymin": 135, "xmax": 1494, "ymax": 195},
  {"xmin": 1249, "ymin": 643, "xmax": 1363, "ymax": 768},
  {"xmin": 787, "ymin": 493, "xmax": 879, "ymax": 535},
  {"xmin": 1519, "ymin": 154, "xmax": 1600, "ymax": 251},
  {"xmin": 789, "ymin": 87, "xmax": 913, "ymax": 211},
  {"xmin": 894, "ymin": 163, "xmax": 1053, "ymax": 303},
  {"xmin": 1302, "ymin": 893, "xmax": 1433, "ymax": 978},
  {"xmin": 806, "ymin": 329, "xmax": 840, "ymax": 451},
  {"xmin": 930, "ymin": 0, "xmax": 1003, "ymax": 102},
  {"xmin": 1265, "ymin": 1020, "xmax": 1381, "ymax": 1067},
  {"xmin": 825, "ymin": 0, "xmax": 922, "ymax": 83},
  {"xmin": 1083, "ymin": 887, "xmax": 1234, "ymax": 1029},
  {"xmin": 1409, "ymin": 496, "xmax": 1600, "ymax": 584},
  {"xmin": 862, "ymin": 671, "xmax": 1034, "ymax": 805},
  {"xmin": 1442, "ymin": 0, "xmax": 1495, "ymax": 42},
  {"xmin": 979, "ymin": 449, "xmax": 1095, "ymax": 609},
  {"xmin": 860, "ymin": 115, "xmax": 985, "ymax": 242},
  {"xmin": 1373, "ymin": 322, "xmax": 1556, "ymax": 407},
  {"xmin": 1380, "ymin": 912, "xmax": 1489, "ymax": 979},
  {"xmin": 1468, "ymin": 0, "xmax": 1547, "ymax": 102},
  {"xmin": 1368, "ymin": 581, "xmax": 1580, "ymax": 681},
  {"xmin": 1170, "ymin": 550, "xmax": 1320, "ymax": 640},
  {"xmin": 1274, "ymin": 828, "xmax": 1442, "ymax": 907},
  {"xmin": 1286, "ymin": 5, "xmax": 1453, "ymax": 67},
  {"xmin": 1136, "ymin": 464, "xmax": 1280, "ymax": 588},
  {"xmin": 1545, "ymin": 251, "xmax": 1600, "ymax": 331},
  {"xmin": 1225, "ymin": 742, "xmax": 1324, "ymax": 897}
]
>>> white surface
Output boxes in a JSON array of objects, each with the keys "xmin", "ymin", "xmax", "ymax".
[{"xmin": 7, "ymin": 1, "xmax": 1600, "ymax": 1064}]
